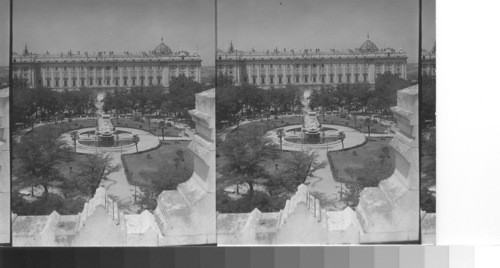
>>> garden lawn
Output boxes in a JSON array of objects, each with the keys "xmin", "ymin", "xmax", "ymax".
[
  {"xmin": 233, "ymin": 116, "xmax": 303, "ymax": 133},
  {"xmin": 24, "ymin": 118, "xmax": 96, "ymax": 138},
  {"xmin": 114, "ymin": 118, "xmax": 184, "ymax": 137},
  {"xmin": 122, "ymin": 141, "xmax": 194, "ymax": 187},
  {"xmin": 12, "ymin": 153, "xmax": 89, "ymax": 181},
  {"xmin": 318, "ymin": 114, "xmax": 390, "ymax": 134},
  {"xmin": 328, "ymin": 137, "xmax": 395, "ymax": 182},
  {"xmin": 216, "ymin": 149, "xmax": 295, "ymax": 189}
]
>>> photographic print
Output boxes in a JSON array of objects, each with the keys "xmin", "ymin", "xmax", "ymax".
[
  {"xmin": 420, "ymin": 0, "xmax": 436, "ymax": 244},
  {"xmin": 215, "ymin": 0, "xmax": 421, "ymax": 244},
  {"xmin": 0, "ymin": 0, "xmax": 10, "ymax": 245},
  {"xmin": 10, "ymin": 0, "xmax": 215, "ymax": 246}
]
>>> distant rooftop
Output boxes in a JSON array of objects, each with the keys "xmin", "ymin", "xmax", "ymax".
[
  {"xmin": 13, "ymin": 38, "xmax": 201, "ymax": 62},
  {"xmin": 217, "ymin": 36, "xmax": 407, "ymax": 58}
]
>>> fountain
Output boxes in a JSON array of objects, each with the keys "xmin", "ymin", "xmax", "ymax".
[
  {"xmin": 302, "ymin": 111, "xmax": 321, "ymax": 142},
  {"xmin": 96, "ymin": 114, "xmax": 115, "ymax": 147}
]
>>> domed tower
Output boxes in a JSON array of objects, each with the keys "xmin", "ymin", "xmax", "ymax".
[
  {"xmin": 359, "ymin": 34, "xmax": 379, "ymax": 53},
  {"xmin": 153, "ymin": 37, "xmax": 173, "ymax": 56}
]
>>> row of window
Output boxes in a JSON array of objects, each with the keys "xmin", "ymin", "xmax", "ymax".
[
  {"xmin": 219, "ymin": 62, "xmax": 403, "ymax": 70},
  {"xmin": 242, "ymin": 73, "xmax": 370, "ymax": 85},
  {"xmin": 43, "ymin": 76, "xmax": 164, "ymax": 87},
  {"xmin": 13, "ymin": 65, "xmax": 198, "ymax": 73}
]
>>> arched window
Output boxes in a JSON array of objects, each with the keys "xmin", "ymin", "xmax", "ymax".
[
  {"xmin": 106, "ymin": 77, "xmax": 111, "ymax": 86},
  {"xmin": 63, "ymin": 78, "xmax": 68, "ymax": 87},
  {"xmin": 312, "ymin": 75, "xmax": 317, "ymax": 83},
  {"xmin": 123, "ymin": 77, "xmax": 128, "ymax": 86},
  {"xmin": 278, "ymin": 75, "xmax": 283, "ymax": 84},
  {"xmin": 97, "ymin": 77, "xmax": 102, "ymax": 86},
  {"xmin": 321, "ymin": 75, "xmax": 326, "ymax": 84},
  {"xmin": 114, "ymin": 77, "xmax": 119, "ymax": 86},
  {"xmin": 131, "ymin": 77, "xmax": 136, "ymax": 86},
  {"xmin": 80, "ymin": 78, "xmax": 85, "ymax": 86},
  {"xmin": 252, "ymin": 75, "xmax": 257, "ymax": 84},
  {"xmin": 338, "ymin": 74, "xmax": 343, "ymax": 83},
  {"xmin": 269, "ymin": 75, "xmax": 274, "ymax": 84},
  {"xmin": 363, "ymin": 73, "xmax": 368, "ymax": 83},
  {"xmin": 295, "ymin": 75, "xmax": 300, "ymax": 83},
  {"xmin": 157, "ymin": 76, "xmax": 162, "ymax": 85},
  {"xmin": 55, "ymin": 77, "xmax": 60, "ymax": 87},
  {"xmin": 261, "ymin": 75, "xmax": 266, "ymax": 85},
  {"xmin": 287, "ymin": 75, "xmax": 291, "ymax": 84},
  {"xmin": 329, "ymin": 74, "xmax": 334, "ymax": 83},
  {"xmin": 140, "ymin": 76, "xmax": 145, "ymax": 86},
  {"xmin": 303, "ymin": 75, "xmax": 308, "ymax": 83},
  {"xmin": 72, "ymin": 78, "xmax": 77, "ymax": 87},
  {"xmin": 354, "ymin": 73, "xmax": 359, "ymax": 83},
  {"xmin": 346, "ymin": 73, "xmax": 351, "ymax": 83},
  {"xmin": 89, "ymin": 78, "xmax": 94, "ymax": 86}
]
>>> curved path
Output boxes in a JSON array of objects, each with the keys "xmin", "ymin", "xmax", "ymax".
[
  {"xmin": 61, "ymin": 127, "xmax": 162, "ymax": 212},
  {"xmin": 265, "ymin": 124, "xmax": 369, "ymax": 152}
]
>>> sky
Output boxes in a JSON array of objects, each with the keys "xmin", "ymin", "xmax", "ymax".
[
  {"xmin": 8, "ymin": 0, "xmax": 215, "ymax": 66},
  {"xmin": 218, "ymin": 0, "xmax": 426, "ymax": 63},
  {"xmin": 0, "ymin": 0, "xmax": 9, "ymax": 66},
  {"xmin": 0, "ymin": 0, "xmax": 436, "ymax": 66},
  {"xmin": 422, "ymin": 0, "xmax": 436, "ymax": 50}
]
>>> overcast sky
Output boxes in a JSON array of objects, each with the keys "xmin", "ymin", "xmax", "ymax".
[
  {"xmin": 218, "ymin": 0, "xmax": 426, "ymax": 63},
  {"xmin": 422, "ymin": 0, "xmax": 436, "ymax": 51},
  {"xmin": 8, "ymin": 0, "xmax": 215, "ymax": 66},
  {"xmin": 0, "ymin": 0, "xmax": 436, "ymax": 66},
  {"xmin": 0, "ymin": 0, "xmax": 9, "ymax": 66}
]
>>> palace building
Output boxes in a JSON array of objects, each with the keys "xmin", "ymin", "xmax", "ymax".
[
  {"xmin": 216, "ymin": 36, "xmax": 407, "ymax": 88},
  {"xmin": 421, "ymin": 44, "xmax": 436, "ymax": 76},
  {"xmin": 12, "ymin": 38, "xmax": 202, "ymax": 89}
]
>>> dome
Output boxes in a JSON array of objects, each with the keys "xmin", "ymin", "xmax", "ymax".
[
  {"xmin": 359, "ymin": 36, "xmax": 378, "ymax": 52},
  {"xmin": 153, "ymin": 38, "xmax": 172, "ymax": 56}
]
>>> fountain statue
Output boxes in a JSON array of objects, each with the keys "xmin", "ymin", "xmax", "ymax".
[
  {"xmin": 302, "ymin": 111, "xmax": 321, "ymax": 142},
  {"xmin": 96, "ymin": 114, "xmax": 115, "ymax": 146}
]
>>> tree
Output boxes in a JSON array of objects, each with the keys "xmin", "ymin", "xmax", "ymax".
[
  {"xmin": 277, "ymin": 149, "xmax": 326, "ymax": 187},
  {"xmin": 70, "ymin": 151, "xmax": 121, "ymax": 196},
  {"xmin": 421, "ymin": 73, "xmax": 436, "ymax": 128},
  {"xmin": 368, "ymin": 72, "xmax": 410, "ymax": 115},
  {"xmin": 70, "ymin": 131, "xmax": 79, "ymax": 152},
  {"xmin": 14, "ymin": 127, "xmax": 72, "ymax": 197},
  {"xmin": 132, "ymin": 134, "xmax": 140, "ymax": 153},
  {"xmin": 364, "ymin": 118, "xmax": 373, "ymax": 138},
  {"xmin": 136, "ymin": 157, "xmax": 192, "ymax": 212},
  {"xmin": 158, "ymin": 120, "xmax": 166, "ymax": 141},
  {"xmin": 276, "ymin": 128, "xmax": 285, "ymax": 150},
  {"xmin": 219, "ymin": 125, "xmax": 278, "ymax": 197},
  {"xmin": 338, "ymin": 131, "xmax": 346, "ymax": 150}
]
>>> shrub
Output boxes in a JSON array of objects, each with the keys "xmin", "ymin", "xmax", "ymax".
[
  {"xmin": 124, "ymin": 123, "xmax": 128, "ymax": 127},
  {"xmin": 352, "ymin": 150, "xmax": 358, "ymax": 156},
  {"xmin": 139, "ymin": 125, "xmax": 142, "ymax": 129},
  {"xmin": 68, "ymin": 118, "xmax": 73, "ymax": 122},
  {"xmin": 133, "ymin": 114, "xmax": 141, "ymax": 121},
  {"xmin": 146, "ymin": 153, "xmax": 152, "ymax": 160}
]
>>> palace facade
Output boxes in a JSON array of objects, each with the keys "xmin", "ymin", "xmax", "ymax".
[
  {"xmin": 12, "ymin": 38, "xmax": 202, "ymax": 89},
  {"xmin": 421, "ymin": 44, "xmax": 436, "ymax": 75},
  {"xmin": 216, "ymin": 36, "xmax": 407, "ymax": 88}
]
